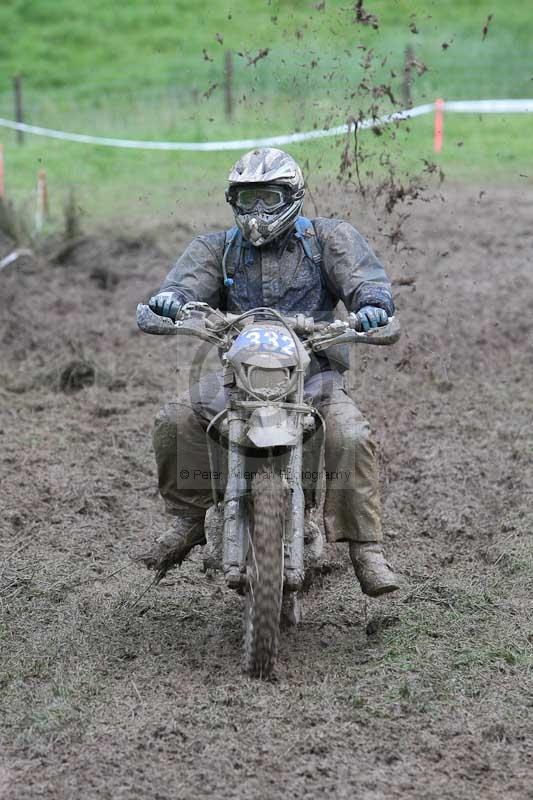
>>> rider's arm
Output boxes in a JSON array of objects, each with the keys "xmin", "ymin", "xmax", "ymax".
[
  {"xmin": 314, "ymin": 218, "xmax": 395, "ymax": 317},
  {"xmin": 158, "ymin": 232, "xmax": 226, "ymax": 309}
]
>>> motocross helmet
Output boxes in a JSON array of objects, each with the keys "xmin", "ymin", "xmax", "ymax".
[{"xmin": 226, "ymin": 148, "xmax": 305, "ymax": 247}]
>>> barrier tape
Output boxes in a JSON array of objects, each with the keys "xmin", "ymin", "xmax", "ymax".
[
  {"xmin": 0, "ymin": 249, "xmax": 34, "ymax": 271},
  {"xmin": 0, "ymin": 99, "xmax": 531, "ymax": 152}
]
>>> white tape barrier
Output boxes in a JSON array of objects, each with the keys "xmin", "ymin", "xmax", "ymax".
[
  {"xmin": 0, "ymin": 103, "xmax": 433, "ymax": 151},
  {"xmin": 0, "ymin": 99, "xmax": 531, "ymax": 152},
  {"xmin": 0, "ymin": 249, "xmax": 34, "ymax": 271},
  {"xmin": 444, "ymin": 99, "xmax": 533, "ymax": 113}
]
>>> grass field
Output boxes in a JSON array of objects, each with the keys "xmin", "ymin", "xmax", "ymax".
[{"xmin": 0, "ymin": 1, "xmax": 532, "ymax": 229}]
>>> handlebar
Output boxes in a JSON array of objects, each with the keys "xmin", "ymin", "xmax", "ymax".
[
  {"xmin": 136, "ymin": 302, "xmax": 400, "ymax": 346},
  {"xmin": 310, "ymin": 315, "xmax": 400, "ymax": 348},
  {"xmin": 136, "ymin": 303, "xmax": 324, "ymax": 335}
]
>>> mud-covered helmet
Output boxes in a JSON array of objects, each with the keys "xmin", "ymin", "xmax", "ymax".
[{"xmin": 226, "ymin": 147, "xmax": 305, "ymax": 246}]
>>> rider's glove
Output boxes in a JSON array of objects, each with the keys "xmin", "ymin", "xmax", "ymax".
[
  {"xmin": 148, "ymin": 291, "xmax": 183, "ymax": 321},
  {"xmin": 353, "ymin": 305, "xmax": 389, "ymax": 332}
]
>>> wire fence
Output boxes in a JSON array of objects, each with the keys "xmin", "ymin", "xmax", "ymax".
[
  {"xmin": 0, "ymin": 38, "xmax": 531, "ymax": 226},
  {"xmin": 0, "ymin": 39, "xmax": 531, "ymax": 141}
]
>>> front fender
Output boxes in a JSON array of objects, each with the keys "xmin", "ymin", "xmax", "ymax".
[{"xmin": 247, "ymin": 405, "xmax": 298, "ymax": 448}]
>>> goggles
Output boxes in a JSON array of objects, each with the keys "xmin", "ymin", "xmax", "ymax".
[{"xmin": 230, "ymin": 185, "xmax": 288, "ymax": 212}]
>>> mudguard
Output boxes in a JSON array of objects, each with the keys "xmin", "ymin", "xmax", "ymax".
[{"xmin": 247, "ymin": 405, "xmax": 298, "ymax": 448}]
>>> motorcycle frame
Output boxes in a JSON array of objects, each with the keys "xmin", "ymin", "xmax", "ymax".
[{"xmin": 205, "ymin": 370, "xmax": 324, "ymax": 593}]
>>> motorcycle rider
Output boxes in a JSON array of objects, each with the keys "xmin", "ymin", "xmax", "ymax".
[{"xmin": 138, "ymin": 147, "xmax": 399, "ymax": 597}]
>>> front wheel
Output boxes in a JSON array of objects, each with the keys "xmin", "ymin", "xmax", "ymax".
[{"xmin": 242, "ymin": 466, "xmax": 286, "ymax": 678}]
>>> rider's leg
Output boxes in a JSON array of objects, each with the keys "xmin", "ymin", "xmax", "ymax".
[
  {"xmin": 137, "ymin": 374, "xmax": 226, "ymax": 578},
  {"xmin": 316, "ymin": 377, "xmax": 399, "ymax": 597},
  {"xmin": 319, "ymin": 384, "xmax": 382, "ymax": 543},
  {"xmin": 153, "ymin": 397, "xmax": 214, "ymax": 517}
]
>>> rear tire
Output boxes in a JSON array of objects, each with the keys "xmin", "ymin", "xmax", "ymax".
[{"xmin": 242, "ymin": 466, "xmax": 286, "ymax": 678}]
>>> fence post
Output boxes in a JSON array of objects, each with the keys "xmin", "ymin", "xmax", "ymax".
[
  {"xmin": 434, "ymin": 98, "xmax": 444, "ymax": 153},
  {"xmin": 13, "ymin": 75, "xmax": 24, "ymax": 145},
  {"xmin": 402, "ymin": 45, "xmax": 414, "ymax": 108},
  {"xmin": 224, "ymin": 50, "xmax": 233, "ymax": 120}
]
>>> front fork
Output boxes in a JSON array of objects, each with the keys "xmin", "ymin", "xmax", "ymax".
[
  {"xmin": 221, "ymin": 412, "xmax": 306, "ymax": 592},
  {"xmin": 283, "ymin": 433, "xmax": 305, "ymax": 591},
  {"xmin": 222, "ymin": 412, "xmax": 249, "ymax": 589}
]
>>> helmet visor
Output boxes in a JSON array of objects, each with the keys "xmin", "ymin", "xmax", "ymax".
[{"xmin": 233, "ymin": 186, "xmax": 287, "ymax": 212}]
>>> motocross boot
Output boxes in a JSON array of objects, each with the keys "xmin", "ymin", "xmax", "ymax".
[
  {"xmin": 135, "ymin": 514, "xmax": 206, "ymax": 582},
  {"xmin": 349, "ymin": 542, "xmax": 399, "ymax": 597}
]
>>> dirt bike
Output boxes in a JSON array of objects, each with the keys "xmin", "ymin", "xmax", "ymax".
[{"xmin": 137, "ymin": 300, "xmax": 399, "ymax": 678}]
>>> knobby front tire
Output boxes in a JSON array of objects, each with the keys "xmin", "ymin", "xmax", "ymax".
[{"xmin": 242, "ymin": 466, "xmax": 286, "ymax": 678}]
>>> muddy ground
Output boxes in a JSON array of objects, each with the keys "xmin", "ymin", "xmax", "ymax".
[{"xmin": 0, "ymin": 184, "xmax": 532, "ymax": 799}]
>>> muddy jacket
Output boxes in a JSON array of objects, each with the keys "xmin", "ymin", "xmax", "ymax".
[{"xmin": 159, "ymin": 217, "xmax": 394, "ymax": 372}]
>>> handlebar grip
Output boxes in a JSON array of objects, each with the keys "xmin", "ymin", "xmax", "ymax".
[{"xmin": 136, "ymin": 303, "xmax": 178, "ymax": 335}]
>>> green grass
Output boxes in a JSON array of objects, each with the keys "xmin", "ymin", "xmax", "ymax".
[
  {"xmin": 0, "ymin": 0, "xmax": 531, "ymax": 227},
  {"xmin": 3, "ymin": 111, "xmax": 530, "ymax": 230},
  {"xmin": 1, "ymin": 1, "xmax": 531, "ymax": 97}
]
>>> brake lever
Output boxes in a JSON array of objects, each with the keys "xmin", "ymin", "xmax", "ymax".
[
  {"xmin": 180, "ymin": 301, "xmax": 214, "ymax": 317},
  {"xmin": 174, "ymin": 315, "xmax": 227, "ymax": 345}
]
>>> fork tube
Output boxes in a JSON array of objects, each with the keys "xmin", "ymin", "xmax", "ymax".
[
  {"xmin": 223, "ymin": 413, "xmax": 247, "ymax": 582},
  {"xmin": 285, "ymin": 428, "xmax": 305, "ymax": 590},
  {"xmin": 285, "ymin": 374, "xmax": 305, "ymax": 590},
  {"xmin": 206, "ymin": 408, "xmax": 227, "ymax": 505}
]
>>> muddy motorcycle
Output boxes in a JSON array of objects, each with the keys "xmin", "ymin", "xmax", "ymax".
[{"xmin": 137, "ymin": 301, "xmax": 399, "ymax": 677}]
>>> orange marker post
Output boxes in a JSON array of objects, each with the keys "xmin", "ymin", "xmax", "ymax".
[
  {"xmin": 38, "ymin": 169, "xmax": 49, "ymax": 216},
  {"xmin": 434, "ymin": 98, "xmax": 445, "ymax": 153},
  {"xmin": 36, "ymin": 169, "xmax": 49, "ymax": 231}
]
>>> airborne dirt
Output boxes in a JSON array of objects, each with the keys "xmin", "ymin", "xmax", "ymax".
[{"xmin": 0, "ymin": 185, "xmax": 532, "ymax": 799}]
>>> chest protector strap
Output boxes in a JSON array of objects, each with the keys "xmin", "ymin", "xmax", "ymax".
[
  {"xmin": 222, "ymin": 216, "xmax": 322, "ymax": 288},
  {"xmin": 294, "ymin": 216, "xmax": 322, "ymax": 266}
]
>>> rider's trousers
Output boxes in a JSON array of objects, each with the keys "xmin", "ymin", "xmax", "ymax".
[{"xmin": 153, "ymin": 371, "xmax": 382, "ymax": 543}]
